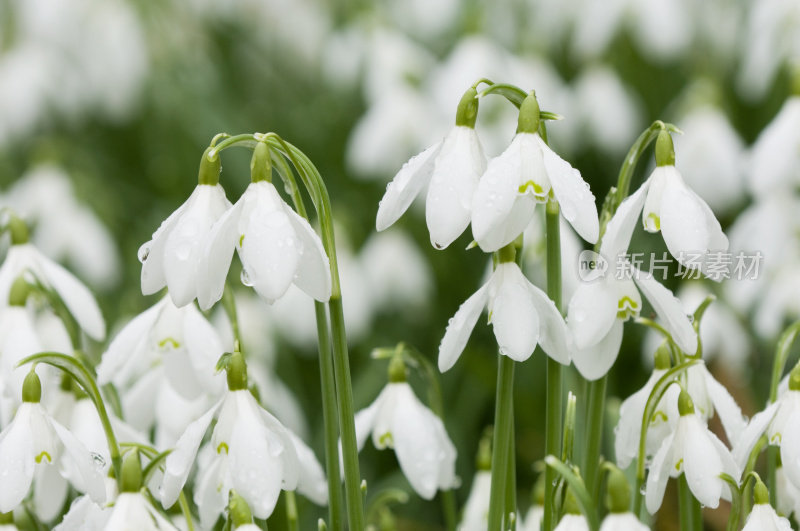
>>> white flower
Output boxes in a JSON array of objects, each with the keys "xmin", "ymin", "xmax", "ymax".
[
  {"xmin": 732, "ymin": 377, "xmax": 800, "ymax": 488},
  {"xmin": 614, "ymin": 368, "xmax": 680, "ymax": 469},
  {"xmin": 96, "ymin": 297, "xmax": 225, "ymax": 402},
  {"xmin": 742, "ymin": 503, "xmax": 792, "ymax": 531},
  {"xmin": 640, "ymin": 164, "xmax": 728, "ymax": 277},
  {"xmin": 0, "ymin": 305, "xmax": 44, "ymax": 405},
  {"xmin": 776, "ymin": 465, "xmax": 800, "ymax": 519},
  {"xmin": 748, "ymin": 96, "xmax": 800, "ymax": 197},
  {"xmin": 161, "ymin": 387, "xmax": 326, "ymax": 520},
  {"xmin": 683, "ymin": 362, "xmax": 746, "ymax": 443},
  {"xmin": 567, "ymin": 185, "xmax": 697, "ymax": 380},
  {"xmin": 520, "ymin": 505, "xmax": 544, "ymax": 531},
  {"xmin": 54, "ymin": 477, "xmax": 118, "ymax": 531},
  {"xmin": 198, "ymin": 180, "xmax": 331, "ymax": 309},
  {"xmin": 139, "ymin": 183, "xmax": 231, "ymax": 307},
  {"xmin": 645, "ymin": 392, "xmax": 738, "ymax": 514},
  {"xmin": 555, "ymin": 514, "xmax": 589, "ymax": 531},
  {"xmin": 439, "ymin": 261, "xmax": 571, "ymax": 372},
  {"xmin": 458, "ymin": 469, "xmax": 491, "ymax": 530},
  {"xmin": 600, "ymin": 512, "xmax": 649, "ymax": 531},
  {"xmin": 106, "ymin": 492, "xmax": 178, "ymax": 531},
  {"xmin": 471, "ymin": 130, "xmax": 599, "ymax": 252},
  {"xmin": 0, "ymin": 242, "xmax": 105, "ymax": 340},
  {"xmin": 0, "ymin": 400, "xmax": 106, "ymax": 513},
  {"xmin": 376, "ymin": 124, "xmax": 487, "ymax": 249},
  {"xmin": 353, "ymin": 381, "xmax": 456, "ymax": 499}
]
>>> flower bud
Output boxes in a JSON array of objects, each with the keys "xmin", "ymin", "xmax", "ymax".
[
  {"xmin": 120, "ymin": 450, "xmax": 143, "ymax": 493},
  {"xmin": 789, "ymin": 362, "xmax": 800, "ymax": 391},
  {"xmin": 604, "ymin": 466, "xmax": 631, "ymax": 513},
  {"xmin": 250, "ymin": 141, "xmax": 272, "ymax": 183},
  {"xmin": 8, "ymin": 275, "xmax": 33, "ymax": 307},
  {"xmin": 6, "ymin": 214, "xmax": 29, "ymax": 245},
  {"xmin": 22, "ymin": 368, "xmax": 42, "ymax": 403},
  {"xmin": 517, "ymin": 91, "xmax": 541, "ymax": 135},
  {"xmin": 655, "ymin": 130, "xmax": 675, "ymax": 167}
]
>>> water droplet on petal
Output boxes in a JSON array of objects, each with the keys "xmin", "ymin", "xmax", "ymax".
[
  {"xmin": 90, "ymin": 452, "xmax": 106, "ymax": 470},
  {"xmin": 241, "ymin": 269, "xmax": 253, "ymax": 287}
]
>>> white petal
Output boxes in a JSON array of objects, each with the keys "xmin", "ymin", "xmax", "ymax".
[
  {"xmin": 34, "ymin": 463, "xmax": 68, "ymax": 522},
  {"xmin": 527, "ymin": 281, "xmax": 571, "ymax": 364},
  {"xmin": 0, "ymin": 406, "xmax": 35, "ymax": 512},
  {"xmin": 600, "ymin": 513, "xmax": 649, "ymax": 531},
  {"xmin": 567, "ymin": 278, "xmax": 618, "ymax": 350},
  {"xmin": 376, "ymin": 141, "xmax": 442, "ymax": 231},
  {"xmin": 193, "ymin": 451, "xmax": 228, "ymax": 529},
  {"xmin": 633, "ymin": 269, "xmax": 697, "ymax": 354},
  {"xmin": 121, "ymin": 368, "xmax": 162, "ymax": 432},
  {"xmin": 283, "ymin": 205, "xmax": 332, "ymax": 302},
  {"xmin": 779, "ymin": 410, "xmax": 800, "ymax": 490},
  {"xmin": 391, "ymin": 383, "xmax": 456, "ymax": 499},
  {"xmin": 538, "ymin": 135, "xmax": 599, "ymax": 244},
  {"xmin": 37, "ymin": 252, "xmax": 106, "ymax": 340},
  {"xmin": 287, "ymin": 432, "xmax": 328, "ymax": 505},
  {"xmin": 353, "ymin": 391, "xmax": 384, "ymax": 452},
  {"xmin": 742, "ymin": 504, "xmax": 793, "ymax": 531},
  {"xmin": 181, "ymin": 305, "xmax": 225, "ymax": 395},
  {"xmin": 197, "ymin": 197, "xmax": 243, "ymax": 311},
  {"xmin": 702, "ymin": 366, "xmax": 746, "ymax": 442},
  {"xmin": 490, "ymin": 264, "xmax": 540, "ymax": 362},
  {"xmin": 642, "ymin": 167, "xmax": 668, "ymax": 233},
  {"xmin": 141, "ymin": 198, "xmax": 191, "ymax": 296},
  {"xmin": 682, "ymin": 416, "xmax": 724, "ymax": 509},
  {"xmin": 161, "ymin": 403, "xmax": 219, "ymax": 508},
  {"xmin": 615, "ymin": 371, "xmax": 661, "ymax": 469},
  {"xmin": 96, "ymin": 300, "xmax": 164, "ymax": 385},
  {"xmin": 163, "ymin": 185, "xmax": 231, "ymax": 307},
  {"xmin": 599, "ymin": 181, "xmax": 649, "ymax": 259},
  {"xmin": 228, "ymin": 417, "xmax": 285, "ymax": 519},
  {"xmin": 573, "ymin": 319, "xmax": 624, "ymax": 381},
  {"xmin": 426, "ymin": 126, "xmax": 486, "ymax": 249},
  {"xmin": 51, "ymin": 419, "xmax": 106, "ymax": 504},
  {"xmin": 438, "ymin": 281, "xmax": 491, "ymax": 372},
  {"xmin": 645, "ymin": 432, "xmax": 676, "ymax": 514},
  {"xmin": 238, "ymin": 182, "xmax": 300, "ymax": 302},
  {"xmin": 471, "ymin": 134, "xmax": 533, "ymax": 252},
  {"xmin": 732, "ymin": 402, "xmax": 778, "ymax": 470}
]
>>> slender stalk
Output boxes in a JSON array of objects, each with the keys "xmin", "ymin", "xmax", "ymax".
[
  {"xmin": 678, "ymin": 475, "xmax": 698, "ymax": 531},
  {"xmin": 543, "ymin": 199, "xmax": 563, "ymax": 531},
  {"xmin": 488, "ymin": 355, "xmax": 516, "ymax": 531},
  {"xmin": 286, "ymin": 491, "xmax": 299, "ymax": 531},
  {"xmin": 179, "ymin": 492, "xmax": 196, "ymax": 531},
  {"xmin": 273, "ymin": 154, "xmax": 344, "ymax": 529},
  {"xmin": 767, "ymin": 446, "xmax": 778, "ymax": 508},
  {"xmin": 505, "ymin": 405, "xmax": 517, "ymax": 530},
  {"xmin": 583, "ymin": 377, "xmax": 607, "ymax": 502},
  {"xmin": 440, "ymin": 489, "xmax": 457, "ymax": 531}
]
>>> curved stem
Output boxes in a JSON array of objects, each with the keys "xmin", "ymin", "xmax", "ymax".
[
  {"xmin": 266, "ymin": 134, "xmax": 363, "ymax": 529},
  {"xmin": 769, "ymin": 320, "xmax": 800, "ymax": 402},
  {"xmin": 208, "ymin": 133, "xmax": 259, "ymax": 155},
  {"xmin": 543, "ymin": 199, "xmax": 563, "ymax": 531},
  {"xmin": 272, "ymin": 156, "xmax": 344, "ymax": 529},
  {"xmin": 583, "ymin": 377, "xmax": 606, "ymax": 503}
]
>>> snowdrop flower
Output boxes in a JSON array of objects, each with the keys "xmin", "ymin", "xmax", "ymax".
[
  {"xmin": 615, "ymin": 346, "xmax": 681, "ymax": 469},
  {"xmin": 0, "ymin": 278, "xmax": 45, "ymax": 404},
  {"xmin": 54, "ymin": 477, "xmax": 117, "ymax": 531},
  {"xmin": 471, "ymin": 92, "xmax": 599, "ymax": 252},
  {"xmin": 683, "ymin": 361, "xmax": 746, "ymax": 443},
  {"xmin": 600, "ymin": 513, "xmax": 649, "ymax": 531},
  {"xmin": 645, "ymin": 390, "xmax": 739, "ymax": 514},
  {"xmin": 198, "ymin": 143, "xmax": 331, "ymax": 309},
  {"xmin": 748, "ymin": 96, "xmax": 800, "ymax": 198},
  {"xmin": 161, "ymin": 351, "xmax": 326, "ymax": 520},
  {"xmin": 459, "ymin": 469, "xmax": 492, "ymax": 530},
  {"xmin": 139, "ymin": 149, "xmax": 231, "ymax": 307},
  {"xmin": 639, "ymin": 130, "xmax": 728, "ymax": 276},
  {"xmin": 555, "ymin": 489, "xmax": 589, "ymax": 531},
  {"xmin": 776, "ymin": 465, "xmax": 800, "ymax": 519},
  {"xmin": 732, "ymin": 365, "xmax": 800, "ymax": 488},
  {"xmin": 107, "ymin": 492, "xmax": 178, "ymax": 531},
  {"xmin": 376, "ymin": 86, "xmax": 487, "ymax": 249},
  {"xmin": 0, "ymin": 370, "xmax": 106, "ymax": 514},
  {"xmin": 0, "ymin": 215, "xmax": 105, "ymax": 340},
  {"xmin": 439, "ymin": 260, "xmax": 570, "ymax": 372},
  {"xmin": 742, "ymin": 480, "xmax": 792, "ymax": 531},
  {"xmin": 96, "ymin": 296, "xmax": 225, "ymax": 403},
  {"xmin": 352, "ymin": 358, "xmax": 456, "ymax": 499},
  {"xmin": 522, "ymin": 213, "xmax": 584, "ymax": 305},
  {"xmin": 567, "ymin": 183, "xmax": 697, "ymax": 380}
]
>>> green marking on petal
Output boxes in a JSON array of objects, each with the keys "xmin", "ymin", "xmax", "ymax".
[
  {"xmin": 644, "ymin": 213, "xmax": 661, "ymax": 232},
  {"xmin": 650, "ymin": 411, "xmax": 668, "ymax": 424},
  {"xmin": 217, "ymin": 442, "xmax": 229, "ymax": 454},
  {"xmin": 616, "ymin": 296, "xmax": 639, "ymax": 320},
  {"xmin": 35, "ymin": 451, "xmax": 52, "ymax": 464},
  {"xmin": 378, "ymin": 432, "xmax": 394, "ymax": 448},
  {"xmin": 771, "ymin": 433, "xmax": 782, "ymax": 445},
  {"xmin": 519, "ymin": 180, "xmax": 547, "ymax": 202},
  {"xmin": 239, "ymin": 234, "xmax": 245, "ymax": 248},
  {"xmin": 674, "ymin": 458, "xmax": 683, "ymax": 472},
  {"xmin": 158, "ymin": 337, "xmax": 180, "ymax": 349}
]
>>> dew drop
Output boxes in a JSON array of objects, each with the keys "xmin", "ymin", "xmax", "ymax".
[
  {"xmin": 241, "ymin": 269, "xmax": 253, "ymax": 287},
  {"xmin": 640, "ymin": 485, "xmax": 647, "ymax": 495},
  {"xmin": 90, "ymin": 452, "xmax": 106, "ymax": 470}
]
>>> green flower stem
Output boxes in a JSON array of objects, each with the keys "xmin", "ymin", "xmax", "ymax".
[
  {"xmin": 543, "ymin": 199, "xmax": 563, "ymax": 531},
  {"xmin": 273, "ymin": 155, "xmax": 344, "ymax": 529},
  {"xmin": 221, "ymin": 282, "xmax": 242, "ymax": 347},
  {"xmin": 286, "ymin": 491, "xmax": 299, "ymax": 531},
  {"xmin": 488, "ymin": 353, "xmax": 516, "ymax": 531},
  {"xmin": 678, "ymin": 475, "xmax": 702, "ymax": 530},
  {"xmin": 582, "ymin": 377, "xmax": 607, "ymax": 505},
  {"xmin": 179, "ymin": 491, "xmax": 196, "ymax": 531},
  {"xmin": 505, "ymin": 409, "xmax": 517, "ymax": 530},
  {"xmin": 266, "ymin": 134, "xmax": 363, "ymax": 530}
]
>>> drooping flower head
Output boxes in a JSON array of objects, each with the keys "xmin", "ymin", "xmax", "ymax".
[{"xmin": 376, "ymin": 86, "xmax": 487, "ymax": 249}]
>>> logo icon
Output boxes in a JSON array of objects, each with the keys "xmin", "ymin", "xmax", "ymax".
[{"xmin": 578, "ymin": 250, "xmax": 608, "ymax": 282}]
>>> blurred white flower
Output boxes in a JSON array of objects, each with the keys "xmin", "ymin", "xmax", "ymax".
[
  {"xmin": 139, "ymin": 183, "xmax": 231, "ymax": 307},
  {"xmin": 521, "ymin": 505, "xmax": 544, "ymax": 531},
  {"xmin": 471, "ymin": 128, "xmax": 599, "ymax": 252},
  {"xmin": 748, "ymin": 96, "xmax": 800, "ymax": 198},
  {"xmin": 54, "ymin": 477, "xmax": 117, "ymax": 531},
  {"xmin": 458, "ymin": 469, "xmax": 491, "ymax": 531},
  {"xmin": 440, "ymin": 261, "xmax": 571, "ymax": 372},
  {"xmin": 522, "ymin": 213, "xmax": 583, "ymax": 305},
  {"xmin": 107, "ymin": 492, "xmax": 177, "ymax": 531},
  {"xmin": 555, "ymin": 514, "xmax": 589, "ymax": 531},
  {"xmin": 199, "ymin": 180, "xmax": 331, "ymax": 309},
  {"xmin": 673, "ymin": 105, "xmax": 746, "ymax": 215},
  {"xmin": 377, "ymin": 124, "xmax": 487, "ymax": 249},
  {"xmin": 645, "ymin": 391, "xmax": 738, "ymax": 514},
  {"xmin": 600, "ymin": 512, "xmax": 649, "ymax": 530},
  {"xmin": 352, "ymin": 381, "xmax": 456, "ymax": 499},
  {"xmin": 742, "ymin": 496, "xmax": 792, "ymax": 531},
  {"xmin": 2, "ymin": 165, "xmax": 121, "ymax": 289}
]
